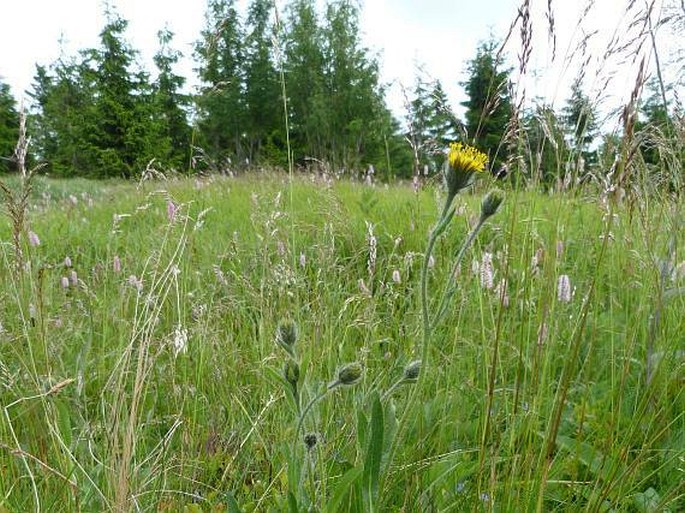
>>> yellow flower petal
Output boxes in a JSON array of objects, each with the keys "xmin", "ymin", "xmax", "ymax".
[{"xmin": 448, "ymin": 142, "xmax": 488, "ymax": 173}]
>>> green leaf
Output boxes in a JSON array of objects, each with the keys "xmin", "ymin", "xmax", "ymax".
[
  {"xmin": 224, "ymin": 491, "xmax": 243, "ymax": 513},
  {"xmin": 555, "ymin": 435, "xmax": 628, "ymax": 483},
  {"xmin": 356, "ymin": 408, "xmax": 368, "ymax": 451},
  {"xmin": 633, "ymin": 487, "xmax": 669, "ymax": 513},
  {"xmin": 362, "ymin": 392, "xmax": 384, "ymax": 511},
  {"xmin": 323, "ymin": 466, "xmax": 363, "ymax": 513},
  {"xmin": 288, "ymin": 491, "xmax": 299, "ymax": 513}
]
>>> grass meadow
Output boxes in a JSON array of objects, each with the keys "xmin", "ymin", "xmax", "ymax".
[{"xmin": 0, "ymin": 172, "xmax": 683, "ymax": 512}]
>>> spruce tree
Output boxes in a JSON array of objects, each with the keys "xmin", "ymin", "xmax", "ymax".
[
  {"xmin": 152, "ymin": 28, "xmax": 191, "ymax": 171},
  {"xmin": 461, "ymin": 39, "xmax": 514, "ymax": 168},
  {"xmin": 244, "ymin": 0, "xmax": 282, "ymax": 164},
  {"xmin": 407, "ymin": 76, "xmax": 461, "ymax": 177},
  {"xmin": 523, "ymin": 103, "xmax": 569, "ymax": 188},
  {"xmin": 28, "ymin": 58, "xmax": 94, "ymax": 176},
  {"xmin": 195, "ymin": 0, "xmax": 246, "ymax": 167},
  {"xmin": 321, "ymin": 0, "xmax": 395, "ymax": 171},
  {"xmin": 284, "ymin": 0, "xmax": 327, "ymax": 161},
  {"xmin": 0, "ymin": 81, "xmax": 19, "ymax": 172},
  {"xmin": 562, "ymin": 77, "xmax": 597, "ymax": 152},
  {"xmin": 82, "ymin": 12, "xmax": 155, "ymax": 177}
]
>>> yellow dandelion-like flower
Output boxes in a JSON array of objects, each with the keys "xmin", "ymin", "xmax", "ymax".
[
  {"xmin": 444, "ymin": 142, "xmax": 488, "ymax": 196},
  {"xmin": 448, "ymin": 142, "xmax": 488, "ymax": 173}
]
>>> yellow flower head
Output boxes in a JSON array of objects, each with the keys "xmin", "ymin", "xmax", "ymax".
[
  {"xmin": 444, "ymin": 142, "xmax": 488, "ymax": 196},
  {"xmin": 448, "ymin": 142, "xmax": 488, "ymax": 174}
]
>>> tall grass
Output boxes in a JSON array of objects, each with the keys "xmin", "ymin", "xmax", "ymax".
[{"xmin": 0, "ymin": 169, "xmax": 683, "ymax": 511}]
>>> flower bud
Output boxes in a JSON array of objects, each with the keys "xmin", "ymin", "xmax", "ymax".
[
  {"xmin": 403, "ymin": 360, "xmax": 421, "ymax": 382},
  {"xmin": 336, "ymin": 362, "xmax": 363, "ymax": 386},
  {"xmin": 275, "ymin": 319, "xmax": 298, "ymax": 357},
  {"xmin": 304, "ymin": 432, "xmax": 318, "ymax": 450},
  {"xmin": 480, "ymin": 189, "xmax": 504, "ymax": 219}
]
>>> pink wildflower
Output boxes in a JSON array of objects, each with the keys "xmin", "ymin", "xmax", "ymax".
[
  {"xmin": 480, "ymin": 252, "xmax": 494, "ymax": 290},
  {"xmin": 167, "ymin": 200, "xmax": 177, "ymax": 222},
  {"xmin": 557, "ymin": 274, "xmax": 572, "ymax": 303},
  {"xmin": 28, "ymin": 231, "xmax": 40, "ymax": 247}
]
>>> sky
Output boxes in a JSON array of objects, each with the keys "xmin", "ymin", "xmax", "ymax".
[{"xmin": 0, "ymin": 0, "xmax": 680, "ymax": 128}]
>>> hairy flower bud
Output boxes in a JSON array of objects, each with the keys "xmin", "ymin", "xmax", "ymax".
[
  {"xmin": 480, "ymin": 189, "xmax": 504, "ymax": 219},
  {"xmin": 336, "ymin": 362, "xmax": 363, "ymax": 386},
  {"xmin": 304, "ymin": 432, "xmax": 318, "ymax": 450},
  {"xmin": 275, "ymin": 319, "xmax": 298, "ymax": 357},
  {"xmin": 403, "ymin": 360, "xmax": 422, "ymax": 382}
]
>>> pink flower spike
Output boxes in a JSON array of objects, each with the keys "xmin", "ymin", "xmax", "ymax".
[
  {"xmin": 557, "ymin": 274, "xmax": 572, "ymax": 303},
  {"xmin": 60, "ymin": 276, "xmax": 69, "ymax": 289},
  {"xmin": 28, "ymin": 231, "xmax": 40, "ymax": 247},
  {"xmin": 113, "ymin": 255, "xmax": 121, "ymax": 273},
  {"xmin": 167, "ymin": 200, "xmax": 177, "ymax": 222},
  {"xmin": 392, "ymin": 269, "xmax": 401, "ymax": 284},
  {"xmin": 70, "ymin": 270, "xmax": 78, "ymax": 286},
  {"xmin": 480, "ymin": 252, "xmax": 494, "ymax": 290},
  {"xmin": 64, "ymin": 256, "xmax": 72, "ymax": 268}
]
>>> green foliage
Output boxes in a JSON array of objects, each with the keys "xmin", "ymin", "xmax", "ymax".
[
  {"xmin": 29, "ymin": 11, "xmax": 187, "ymax": 178},
  {"xmin": 635, "ymin": 79, "xmax": 684, "ymax": 189},
  {"xmin": 0, "ymin": 176, "xmax": 683, "ymax": 511},
  {"xmin": 151, "ymin": 28, "xmax": 192, "ymax": 171},
  {"xmin": 523, "ymin": 103, "xmax": 570, "ymax": 187},
  {"xmin": 0, "ymin": 81, "xmax": 19, "ymax": 173},
  {"xmin": 406, "ymin": 75, "xmax": 461, "ymax": 177},
  {"xmin": 195, "ymin": 0, "xmax": 247, "ymax": 166},
  {"xmin": 243, "ymin": 0, "xmax": 283, "ymax": 164},
  {"xmin": 28, "ymin": 59, "xmax": 92, "ymax": 176}
]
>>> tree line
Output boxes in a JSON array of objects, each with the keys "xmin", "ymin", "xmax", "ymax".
[{"xmin": 0, "ymin": 0, "xmax": 681, "ymax": 187}]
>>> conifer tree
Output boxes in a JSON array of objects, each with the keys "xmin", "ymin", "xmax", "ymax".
[
  {"xmin": 284, "ymin": 0, "xmax": 327, "ymax": 161},
  {"xmin": 152, "ymin": 28, "xmax": 192, "ymax": 170},
  {"xmin": 562, "ymin": 77, "xmax": 597, "ymax": 152},
  {"xmin": 83, "ymin": 12, "xmax": 156, "ymax": 177},
  {"xmin": 0, "ymin": 81, "xmax": 19, "ymax": 172},
  {"xmin": 321, "ymin": 0, "xmax": 395, "ymax": 171},
  {"xmin": 461, "ymin": 39, "xmax": 514, "ymax": 168},
  {"xmin": 28, "ymin": 58, "xmax": 94, "ymax": 176},
  {"xmin": 244, "ymin": 0, "xmax": 282, "ymax": 164},
  {"xmin": 195, "ymin": 0, "xmax": 246, "ymax": 167}
]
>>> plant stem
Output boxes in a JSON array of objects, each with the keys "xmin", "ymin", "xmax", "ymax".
[
  {"xmin": 418, "ymin": 194, "xmax": 455, "ymax": 365},
  {"xmin": 295, "ymin": 383, "xmax": 336, "ymax": 444},
  {"xmin": 432, "ymin": 217, "xmax": 486, "ymax": 327}
]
